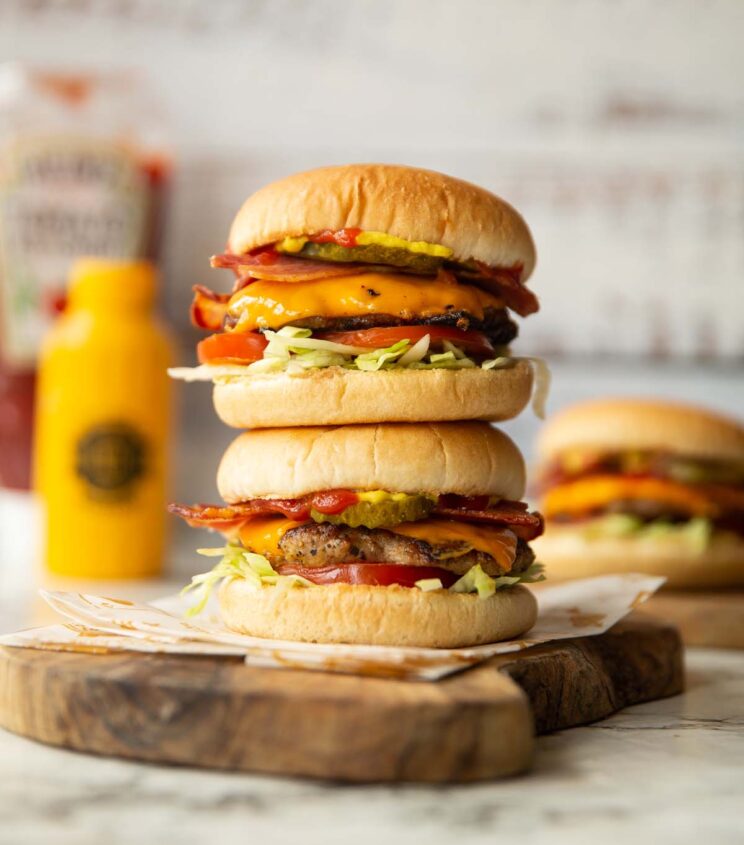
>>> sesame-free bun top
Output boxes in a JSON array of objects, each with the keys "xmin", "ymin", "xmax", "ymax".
[
  {"xmin": 537, "ymin": 398, "xmax": 744, "ymax": 463},
  {"xmin": 217, "ymin": 422, "xmax": 526, "ymax": 503},
  {"xmin": 227, "ymin": 163, "xmax": 536, "ymax": 282}
]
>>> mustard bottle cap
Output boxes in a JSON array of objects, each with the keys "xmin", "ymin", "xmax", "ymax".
[{"xmin": 68, "ymin": 258, "xmax": 157, "ymax": 310}]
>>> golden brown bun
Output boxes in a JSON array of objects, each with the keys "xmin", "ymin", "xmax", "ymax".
[
  {"xmin": 213, "ymin": 363, "xmax": 533, "ymax": 429},
  {"xmin": 218, "ymin": 580, "xmax": 537, "ymax": 647},
  {"xmin": 217, "ymin": 421, "xmax": 525, "ymax": 502},
  {"xmin": 537, "ymin": 398, "xmax": 744, "ymax": 463},
  {"xmin": 532, "ymin": 524, "xmax": 744, "ymax": 589},
  {"xmin": 228, "ymin": 163, "xmax": 536, "ymax": 284}
]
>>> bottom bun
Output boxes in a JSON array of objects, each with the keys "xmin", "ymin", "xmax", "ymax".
[
  {"xmin": 533, "ymin": 526, "xmax": 744, "ymax": 589},
  {"xmin": 218, "ymin": 580, "xmax": 538, "ymax": 647}
]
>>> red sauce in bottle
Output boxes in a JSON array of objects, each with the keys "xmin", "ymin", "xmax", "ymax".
[{"xmin": 0, "ymin": 67, "xmax": 171, "ymax": 490}]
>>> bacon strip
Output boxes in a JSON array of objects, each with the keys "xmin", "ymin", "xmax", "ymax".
[
  {"xmin": 211, "ymin": 251, "xmax": 364, "ymax": 282},
  {"xmin": 459, "ymin": 263, "xmax": 539, "ymax": 317},
  {"xmin": 434, "ymin": 496, "xmax": 544, "ymax": 541},
  {"xmin": 168, "ymin": 490, "xmax": 359, "ymax": 530},
  {"xmin": 170, "ymin": 493, "xmax": 544, "ymax": 541},
  {"xmin": 191, "ymin": 285, "xmax": 230, "ymax": 331}
]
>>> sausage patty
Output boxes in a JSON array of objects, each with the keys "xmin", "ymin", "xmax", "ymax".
[{"xmin": 278, "ymin": 522, "xmax": 534, "ymax": 577}]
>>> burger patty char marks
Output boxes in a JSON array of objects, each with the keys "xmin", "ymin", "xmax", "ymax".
[
  {"xmin": 280, "ymin": 306, "xmax": 518, "ymax": 346},
  {"xmin": 278, "ymin": 523, "xmax": 534, "ymax": 577}
]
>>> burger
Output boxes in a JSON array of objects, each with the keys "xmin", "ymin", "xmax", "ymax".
[
  {"xmin": 169, "ymin": 164, "xmax": 547, "ymax": 428},
  {"xmin": 171, "ymin": 422, "xmax": 545, "ymax": 647},
  {"xmin": 532, "ymin": 398, "xmax": 744, "ymax": 588}
]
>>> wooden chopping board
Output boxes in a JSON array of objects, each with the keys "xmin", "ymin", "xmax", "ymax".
[
  {"xmin": 640, "ymin": 590, "xmax": 744, "ymax": 649},
  {"xmin": 0, "ymin": 613, "xmax": 683, "ymax": 783}
]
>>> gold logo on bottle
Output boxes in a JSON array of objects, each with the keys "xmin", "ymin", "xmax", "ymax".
[{"xmin": 75, "ymin": 422, "xmax": 146, "ymax": 501}]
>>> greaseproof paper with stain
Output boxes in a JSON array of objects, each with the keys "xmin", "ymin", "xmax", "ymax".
[{"xmin": 0, "ymin": 574, "xmax": 664, "ymax": 680}]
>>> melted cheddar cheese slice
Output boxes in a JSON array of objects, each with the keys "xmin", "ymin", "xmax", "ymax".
[
  {"xmin": 227, "ymin": 272, "xmax": 504, "ymax": 332},
  {"xmin": 238, "ymin": 517, "xmax": 306, "ymax": 558},
  {"xmin": 391, "ymin": 519, "xmax": 517, "ymax": 572},
  {"xmin": 543, "ymin": 476, "xmax": 719, "ymax": 519}
]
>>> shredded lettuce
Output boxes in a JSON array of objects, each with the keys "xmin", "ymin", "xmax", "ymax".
[
  {"xmin": 355, "ymin": 340, "xmax": 411, "ymax": 371},
  {"xmin": 397, "ymin": 333, "xmax": 430, "ymax": 365},
  {"xmin": 169, "ymin": 326, "xmax": 552, "ymax": 418},
  {"xmin": 414, "ymin": 577, "xmax": 445, "ymax": 592},
  {"xmin": 451, "ymin": 561, "xmax": 545, "ymax": 599},
  {"xmin": 182, "ymin": 547, "xmax": 546, "ymax": 616},
  {"xmin": 582, "ymin": 515, "xmax": 712, "ymax": 553},
  {"xmin": 181, "ymin": 545, "xmax": 311, "ymax": 616}
]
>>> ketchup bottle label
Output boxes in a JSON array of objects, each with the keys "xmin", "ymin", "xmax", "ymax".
[{"xmin": 0, "ymin": 138, "xmax": 151, "ymax": 367}]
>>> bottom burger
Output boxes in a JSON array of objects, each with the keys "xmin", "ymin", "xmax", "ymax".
[{"xmin": 171, "ymin": 422, "xmax": 545, "ymax": 647}]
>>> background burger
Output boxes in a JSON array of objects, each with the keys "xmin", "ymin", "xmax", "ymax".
[
  {"xmin": 172, "ymin": 422, "xmax": 545, "ymax": 647},
  {"xmin": 170, "ymin": 163, "xmax": 547, "ymax": 428},
  {"xmin": 532, "ymin": 398, "xmax": 744, "ymax": 588}
]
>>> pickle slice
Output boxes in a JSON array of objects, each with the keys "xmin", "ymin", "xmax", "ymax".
[
  {"xmin": 299, "ymin": 242, "xmax": 445, "ymax": 275},
  {"xmin": 311, "ymin": 492, "xmax": 436, "ymax": 529}
]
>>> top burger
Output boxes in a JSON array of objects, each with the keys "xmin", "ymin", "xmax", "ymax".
[{"xmin": 171, "ymin": 163, "xmax": 545, "ymax": 428}]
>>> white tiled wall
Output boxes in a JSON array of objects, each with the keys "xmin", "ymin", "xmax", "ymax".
[{"xmin": 1, "ymin": 0, "xmax": 742, "ymax": 358}]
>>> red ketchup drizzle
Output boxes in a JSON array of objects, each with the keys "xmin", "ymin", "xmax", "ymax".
[{"xmin": 308, "ymin": 228, "xmax": 362, "ymax": 248}]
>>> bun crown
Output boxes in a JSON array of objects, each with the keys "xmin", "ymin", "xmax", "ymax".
[
  {"xmin": 227, "ymin": 163, "xmax": 536, "ymax": 282},
  {"xmin": 538, "ymin": 398, "xmax": 744, "ymax": 463},
  {"xmin": 217, "ymin": 422, "xmax": 526, "ymax": 502}
]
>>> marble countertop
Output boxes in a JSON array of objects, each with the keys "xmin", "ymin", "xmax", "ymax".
[{"xmin": 1, "ymin": 645, "xmax": 743, "ymax": 845}]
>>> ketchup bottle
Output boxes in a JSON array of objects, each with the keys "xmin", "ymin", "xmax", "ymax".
[{"xmin": 0, "ymin": 65, "xmax": 170, "ymax": 491}]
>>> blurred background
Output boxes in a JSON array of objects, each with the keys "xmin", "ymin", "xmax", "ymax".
[{"xmin": 0, "ymin": 0, "xmax": 742, "ymax": 623}]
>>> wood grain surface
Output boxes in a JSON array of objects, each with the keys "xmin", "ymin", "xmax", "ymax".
[
  {"xmin": 0, "ymin": 614, "xmax": 683, "ymax": 782},
  {"xmin": 640, "ymin": 591, "xmax": 744, "ymax": 649}
]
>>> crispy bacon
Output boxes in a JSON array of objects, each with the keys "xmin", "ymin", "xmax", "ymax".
[
  {"xmin": 168, "ymin": 490, "xmax": 360, "ymax": 530},
  {"xmin": 458, "ymin": 262, "xmax": 539, "ymax": 317},
  {"xmin": 211, "ymin": 250, "xmax": 363, "ymax": 282},
  {"xmin": 170, "ymin": 491, "xmax": 544, "ymax": 542},
  {"xmin": 191, "ymin": 285, "xmax": 230, "ymax": 331},
  {"xmin": 434, "ymin": 496, "xmax": 545, "ymax": 541}
]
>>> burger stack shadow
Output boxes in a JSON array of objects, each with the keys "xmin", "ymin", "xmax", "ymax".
[{"xmin": 169, "ymin": 164, "xmax": 548, "ymax": 648}]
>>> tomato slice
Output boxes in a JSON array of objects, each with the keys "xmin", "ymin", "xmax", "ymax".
[
  {"xmin": 197, "ymin": 332, "xmax": 268, "ymax": 365},
  {"xmin": 318, "ymin": 326, "xmax": 495, "ymax": 358},
  {"xmin": 276, "ymin": 562, "xmax": 459, "ymax": 588}
]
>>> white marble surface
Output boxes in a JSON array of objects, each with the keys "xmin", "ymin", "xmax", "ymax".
[{"xmin": 1, "ymin": 647, "xmax": 743, "ymax": 845}]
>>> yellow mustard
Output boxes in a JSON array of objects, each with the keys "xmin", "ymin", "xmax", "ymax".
[
  {"xmin": 34, "ymin": 259, "xmax": 173, "ymax": 578},
  {"xmin": 275, "ymin": 231, "xmax": 453, "ymax": 259}
]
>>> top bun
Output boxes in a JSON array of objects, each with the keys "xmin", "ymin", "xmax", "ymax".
[
  {"xmin": 537, "ymin": 398, "xmax": 744, "ymax": 463},
  {"xmin": 227, "ymin": 163, "xmax": 536, "ymax": 283},
  {"xmin": 217, "ymin": 422, "xmax": 525, "ymax": 502}
]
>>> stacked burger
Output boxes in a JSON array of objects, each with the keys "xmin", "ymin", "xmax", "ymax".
[{"xmin": 170, "ymin": 164, "xmax": 547, "ymax": 648}]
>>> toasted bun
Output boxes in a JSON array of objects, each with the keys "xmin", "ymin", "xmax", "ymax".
[
  {"xmin": 228, "ymin": 163, "xmax": 536, "ymax": 284},
  {"xmin": 217, "ymin": 421, "xmax": 525, "ymax": 502},
  {"xmin": 213, "ymin": 362, "xmax": 533, "ymax": 430},
  {"xmin": 532, "ymin": 525, "xmax": 744, "ymax": 589},
  {"xmin": 218, "ymin": 580, "xmax": 537, "ymax": 647},
  {"xmin": 538, "ymin": 398, "xmax": 744, "ymax": 463}
]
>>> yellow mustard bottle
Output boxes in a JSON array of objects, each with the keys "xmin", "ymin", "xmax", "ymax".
[{"xmin": 35, "ymin": 259, "xmax": 172, "ymax": 578}]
